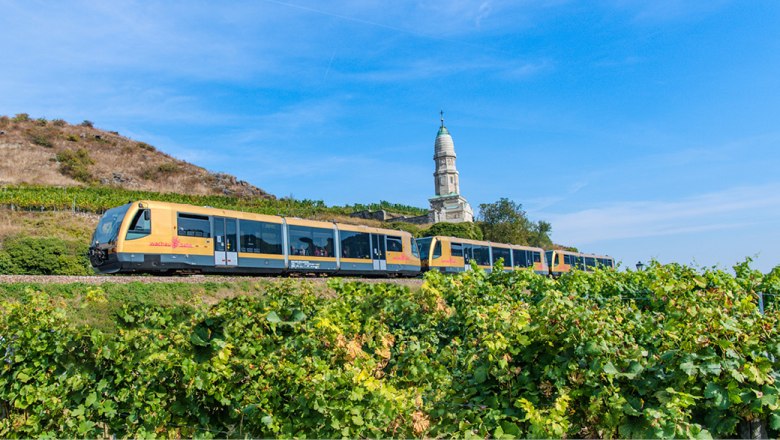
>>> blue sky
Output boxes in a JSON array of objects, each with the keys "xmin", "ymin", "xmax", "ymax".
[{"xmin": 2, "ymin": 1, "xmax": 779, "ymax": 271}]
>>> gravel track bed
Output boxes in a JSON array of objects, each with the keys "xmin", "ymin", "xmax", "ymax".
[{"xmin": 0, "ymin": 274, "xmax": 424, "ymax": 287}]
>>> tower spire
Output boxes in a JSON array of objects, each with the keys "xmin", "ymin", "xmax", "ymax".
[{"xmin": 440, "ymin": 110, "xmax": 444, "ymax": 127}]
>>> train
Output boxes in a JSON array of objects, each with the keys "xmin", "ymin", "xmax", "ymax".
[{"xmin": 88, "ymin": 200, "xmax": 614, "ymax": 276}]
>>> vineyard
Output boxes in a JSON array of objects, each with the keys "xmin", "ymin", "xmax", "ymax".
[
  {"xmin": 0, "ymin": 185, "xmax": 427, "ymax": 218},
  {"xmin": 1, "ymin": 262, "xmax": 779, "ymax": 438}
]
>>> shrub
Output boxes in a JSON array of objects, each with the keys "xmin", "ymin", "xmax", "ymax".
[
  {"xmin": 137, "ymin": 142, "xmax": 156, "ymax": 152},
  {"xmin": 0, "ymin": 115, "xmax": 9, "ymax": 126},
  {"xmin": 13, "ymin": 113, "xmax": 30, "ymax": 122},
  {"xmin": 386, "ymin": 221, "xmax": 423, "ymax": 237},
  {"xmin": 0, "ymin": 235, "xmax": 91, "ymax": 275},
  {"xmin": 81, "ymin": 120, "xmax": 94, "ymax": 128},
  {"xmin": 51, "ymin": 119, "xmax": 67, "ymax": 127},
  {"xmin": 35, "ymin": 118, "xmax": 47, "ymax": 126},
  {"xmin": 56, "ymin": 148, "xmax": 94, "ymax": 183},
  {"xmin": 0, "ymin": 250, "xmax": 16, "ymax": 273},
  {"xmin": 66, "ymin": 134, "xmax": 79, "ymax": 142},
  {"xmin": 28, "ymin": 131, "xmax": 54, "ymax": 148},
  {"xmin": 141, "ymin": 163, "xmax": 179, "ymax": 180}
]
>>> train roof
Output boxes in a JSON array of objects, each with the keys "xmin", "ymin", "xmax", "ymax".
[
  {"xmin": 549, "ymin": 248, "xmax": 614, "ymax": 260},
  {"xmin": 424, "ymin": 235, "xmax": 545, "ymax": 252},
  {"xmin": 131, "ymin": 200, "xmax": 413, "ymax": 237}
]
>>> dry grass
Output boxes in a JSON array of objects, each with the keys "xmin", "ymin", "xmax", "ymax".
[
  {"xmin": 0, "ymin": 208, "xmax": 98, "ymax": 243},
  {"xmin": 0, "ymin": 117, "xmax": 272, "ymax": 198}
]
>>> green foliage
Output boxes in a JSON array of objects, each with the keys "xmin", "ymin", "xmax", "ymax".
[
  {"xmin": 342, "ymin": 200, "xmax": 428, "ymax": 217},
  {"xmin": 55, "ymin": 149, "xmax": 94, "ymax": 183},
  {"xmin": 385, "ymin": 221, "xmax": 423, "ymax": 237},
  {"xmin": 12, "ymin": 113, "xmax": 30, "ymax": 122},
  {"xmin": 0, "ymin": 184, "xmax": 421, "ymax": 220},
  {"xmin": 478, "ymin": 198, "xmax": 552, "ymax": 247},
  {"xmin": 141, "ymin": 163, "xmax": 179, "ymax": 180},
  {"xmin": 422, "ymin": 221, "xmax": 483, "ymax": 240},
  {"xmin": 1, "ymin": 262, "xmax": 778, "ymax": 438},
  {"xmin": 27, "ymin": 130, "xmax": 53, "ymax": 148},
  {"xmin": 80, "ymin": 120, "xmax": 94, "ymax": 128},
  {"xmin": 66, "ymin": 134, "xmax": 79, "ymax": 142},
  {"xmin": 136, "ymin": 141, "xmax": 156, "ymax": 151},
  {"xmin": 51, "ymin": 119, "xmax": 67, "ymax": 127},
  {"xmin": 0, "ymin": 235, "xmax": 91, "ymax": 275}
]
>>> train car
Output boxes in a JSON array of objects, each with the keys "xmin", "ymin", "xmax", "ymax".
[
  {"xmin": 545, "ymin": 249, "xmax": 615, "ymax": 277},
  {"xmin": 416, "ymin": 235, "xmax": 548, "ymax": 275},
  {"xmin": 88, "ymin": 200, "xmax": 420, "ymax": 276}
]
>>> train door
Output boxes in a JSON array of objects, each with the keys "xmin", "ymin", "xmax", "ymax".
[
  {"xmin": 371, "ymin": 234, "xmax": 387, "ymax": 271},
  {"xmin": 463, "ymin": 244, "xmax": 472, "ymax": 271},
  {"xmin": 213, "ymin": 217, "xmax": 238, "ymax": 266}
]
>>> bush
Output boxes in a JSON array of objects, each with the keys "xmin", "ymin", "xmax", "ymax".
[
  {"xmin": 12, "ymin": 113, "xmax": 30, "ymax": 122},
  {"xmin": 81, "ymin": 120, "xmax": 94, "ymax": 128},
  {"xmin": 51, "ymin": 119, "xmax": 67, "ymax": 127},
  {"xmin": 35, "ymin": 118, "xmax": 47, "ymax": 126},
  {"xmin": 1, "ymin": 235, "xmax": 91, "ymax": 275},
  {"xmin": 422, "ymin": 221, "xmax": 483, "ymax": 240},
  {"xmin": 56, "ymin": 148, "xmax": 94, "ymax": 183},
  {"xmin": 137, "ymin": 142, "xmax": 156, "ymax": 151},
  {"xmin": 28, "ymin": 131, "xmax": 54, "ymax": 148},
  {"xmin": 66, "ymin": 134, "xmax": 79, "ymax": 142},
  {"xmin": 386, "ymin": 222, "xmax": 423, "ymax": 237},
  {"xmin": 141, "ymin": 163, "xmax": 179, "ymax": 180}
]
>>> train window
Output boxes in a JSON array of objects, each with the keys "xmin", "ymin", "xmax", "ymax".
[
  {"xmin": 386, "ymin": 236, "xmax": 403, "ymax": 253},
  {"xmin": 125, "ymin": 209, "xmax": 151, "ymax": 240},
  {"xmin": 532, "ymin": 252, "xmax": 541, "ymax": 263},
  {"xmin": 563, "ymin": 254, "xmax": 572, "ymax": 265},
  {"xmin": 473, "ymin": 246, "xmax": 491, "ymax": 266},
  {"xmin": 432, "ymin": 241, "xmax": 442, "ymax": 259},
  {"xmin": 177, "ymin": 213, "xmax": 211, "ymax": 238},
  {"xmin": 340, "ymin": 231, "xmax": 371, "ymax": 259},
  {"xmin": 451, "ymin": 242, "xmax": 463, "ymax": 257},
  {"xmin": 416, "ymin": 237, "xmax": 432, "ymax": 260},
  {"xmin": 512, "ymin": 249, "xmax": 529, "ymax": 267},
  {"xmin": 493, "ymin": 247, "xmax": 511, "ymax": 267},
  {"xmin": 585, "ymin": 257, "xmax": 596, "ymax": 268},
  {"xmin": 410, "ymin": 238, "xmax": 419, "ymax": 258},
  {"xmin": 239, "ymin": 220, "xmax": 282, "ymax": 254},
  {"xmin": 289, "ymin": 226, "xmax": 334, "ymax": 257}
]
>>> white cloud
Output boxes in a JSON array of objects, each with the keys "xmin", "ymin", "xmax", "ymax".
[{"xmin": 546, "ymin": 183, "xmax": 780, "ymax": 245}]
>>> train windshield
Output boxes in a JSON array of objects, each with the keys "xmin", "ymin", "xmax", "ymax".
[
  {"xmin": 416, "ymin": 237, "xmax": 433, "ymax": 260},
  {"xmin": 92, "ymin": 203, "xmax": 131, "ymax": 244}
]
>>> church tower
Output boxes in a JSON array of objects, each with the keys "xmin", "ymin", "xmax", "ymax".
[{"xmin": 428, "ymin": 112, "xmax": 474, "ymax": 223}]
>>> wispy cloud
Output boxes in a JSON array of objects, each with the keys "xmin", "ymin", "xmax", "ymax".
[
  {"xmin": 602, "ymin": 0, "xmax": 733, "ymax": 23},
  {"xmin": 546, "ymin": 183, "xmax": 780, "ymax": 245}
]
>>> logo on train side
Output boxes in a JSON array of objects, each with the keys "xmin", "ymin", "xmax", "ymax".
[
  {"xmin": 290, "ymin": 260, "xmax": 320, "ymax": 269},
  {"xmin": 149, "ymin": 237, "xmax": 194, "ymax": 249}
]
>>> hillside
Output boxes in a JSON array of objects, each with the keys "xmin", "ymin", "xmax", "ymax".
[{"xmin": 0, "ymin": 114, "xmax": 271, "ymax": 199}]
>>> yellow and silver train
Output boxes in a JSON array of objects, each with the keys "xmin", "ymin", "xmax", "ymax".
[
  {"xmin": 415, "ymin": 236, "xmax": 550, "ymax": 275},
  {"xmin": 89, "ymin": 201, "xmax": 614, "ymax": 277},
  {"xmin": 89, "ymin": 200, "xmax": 421, "ymax": 276},
  {"xmin": 545, "ymin": 249, "xmax": 615, "ymax": 277}
]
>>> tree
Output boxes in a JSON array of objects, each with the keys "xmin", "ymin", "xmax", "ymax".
[
  {"xmin": 529, "ymin": 220, "xmax": 553, "ymax": 248},
  {"xmin": 478, "ymin": 198, "xmax": 552, "ymax": 247}
]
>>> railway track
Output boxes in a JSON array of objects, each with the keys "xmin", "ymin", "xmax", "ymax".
[{"xmin": 0, "ymin": 274, "xmax": 424, "ymax": 287}]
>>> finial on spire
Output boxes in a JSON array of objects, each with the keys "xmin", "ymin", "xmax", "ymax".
[{"xmin": 440, "ymin": 110, "xmax": 444, "ymax": 127}]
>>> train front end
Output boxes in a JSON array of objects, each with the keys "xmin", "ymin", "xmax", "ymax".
[{"xmin": 88, "ymin": 203, "xmax": 132, "ymax": 273}]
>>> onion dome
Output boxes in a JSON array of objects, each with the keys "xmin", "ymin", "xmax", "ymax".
[{"xmin": 434, "ymin": 112, "xmax": 456, "ymax": 158}]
